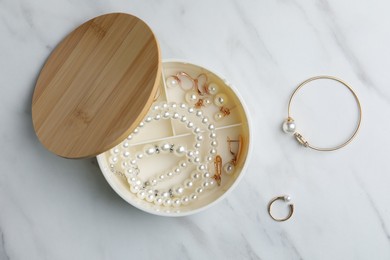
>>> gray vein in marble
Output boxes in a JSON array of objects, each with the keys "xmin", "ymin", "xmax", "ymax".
[
  {"xmin": 178, "ymin": 243, "xmax": 192, "ymax": 260},
  {"xmin": 280, "ymin": 0, "xmax": 328, "ymax": 53},
  {"xmin": 231, "ymin": 0, "xmax": 278, "ymax": 66},
  {"xmin": 317, "ymin": 0, "xmax": 390, "ymax": 102},
  {"xmin": 280, "ymin": 231, "xmax": 304, "ymax": 260},
  {"xmin": 178, "ymin": 218, "xmax": 208, "ymax": 247},
  {"xmin": 354, "ymin": 174, "xmax": 390, "ymax": 243},
  {"xmin": 0, "ymin": 229, "xmax": 10, "ymax": 260},
  {"xmin": 241, "ymin": 234, "xmax": 262, "ymax": 260}
]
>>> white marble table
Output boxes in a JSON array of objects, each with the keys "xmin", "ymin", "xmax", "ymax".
[{"xmin": 1, "ymin": 0, "xmax": 390, "ymax": 259}]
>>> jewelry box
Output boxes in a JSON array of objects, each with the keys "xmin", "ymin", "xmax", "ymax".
[{"xmin": 32, "ymin": 13, "xmax": 252, "ymax": 216}]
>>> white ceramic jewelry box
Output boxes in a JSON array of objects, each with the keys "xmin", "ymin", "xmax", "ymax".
[{"xmin": 32, "ymin": 13, "xmax": 252, "ymax": 217}]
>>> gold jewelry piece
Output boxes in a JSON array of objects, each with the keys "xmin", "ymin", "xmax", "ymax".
[
  {"xmin": 283, "ymin": 75, "xmax": 362, "ymax": 151},
  {"xmin": 213, "ymin": 155, "xmax": 222, "ymax": 186},
  {"xmin": 223, "ymin": 135, "xmax": 243, "ymax": 175},
  {"xmin": 267, "ymin": 195, "xmax": 294, "ymax": 222}
]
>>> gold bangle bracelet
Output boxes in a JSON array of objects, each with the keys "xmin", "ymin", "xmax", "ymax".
[{"xmin": 282, "ymin": 75, "xmax": 362, "ymax": 152}]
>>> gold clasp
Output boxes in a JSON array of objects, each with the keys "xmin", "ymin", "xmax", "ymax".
[{"xmin": 294, "ymin": 132, "xmax": 309, "ymax": 147}]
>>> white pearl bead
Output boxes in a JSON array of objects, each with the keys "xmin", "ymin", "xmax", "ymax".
[
  {"xmin": 122, "ymin": 151, "xmax": 130, "ymax": 158},
  {"xmin": 111, "ymin": 148, "xmax": 120, "ymax": 155},
  {"xmin": 159, "ymin": 174, "xmax": 165, "ymax": 180},
  {"xmin": 180, "ymin": 161, "xmax": 188, "ymax": 168},
  {"xmin": 109, "ymin": 156, "xmax": 118, "ymax": 164},
  {"xmin": 188, "ymin": 107, "xmax": 195, "ymax": 113},
  {"xmin": 191, "ymin": 171, "xmax": 201, "ymax": 180},
  {"xmin": 223, "ymin": 162, "xmax": 235, "ymax": 175},
  {"xmin": 196, "ymin": 110, "xmax": 203, "ymax": 117},
  {"xmin": 187, "ymin": 121, "xmax": 194, "ymax": 129},
  {"xmin": 285, "ymin": 195, "xmax": 291, "ymax": 202},
  {"xmin": 161, "ymin": 191, "xmax": 170, "ymax": 198},
  {"xmin": 162, "ymin": 111, "xmax": 170, "ymax": 119},
  {"xmin": 174, "ymin": 146, "xmax": 186, "ymax": 156},
  {"xmin": 167, "ymin": 171, "xmax": 173, "ymax": 177},
  {"xmin": 180, "ymin": 115, "xmax": 187, "ymax": 123},
  {"xmin": 154, "ymin": 197, "xmax": 163, "ymax": 205},
  {"xmin": 209, "ymin": 179, "xmax": 217, "ymax": 188},
  {"xmin": 145, "ymin": 116, "xmax": 153, "ymax": 123},
  {"xmin": 172, "ymin": 112, "xmax": 179, "ymax": 119},
  {"xmin": 211, "ymin": 140, "xmax": 218, "ymax": 147},
  {"xmin": 184, "ymin": 179, "xmax": 194, "ymax": 189},
  {"xmin": 174, "ymin": 167, "xmax": 181, "ymax": 174},
  {"xmin": 136, "ymin": 152, "xmax": 143, "ymax": 160},
  {"xmin": 166, "ymin": 77, "xmax": 179, "ymax": 88},
  {"xmin": 210, "ymin": 148, "xmax": 217, "ymax": 154},
  {"xmin": 179, "ymin": 103, "xmax": 187, "ymax": 109},
  {"xmin": 169, "ymin": 102, "xmax": 178, "ymax": 109},
  {"xmin": 187, "ymin": 151, "xmax": 194, "ymax": 158},
  {"xmin": 282, "ymin": 118, "xmax": 296, "ymax": 134},
  {"xmin": 203, "ymin": 172, "xmax": 211, "ymax": 178},
  {"xmin": 206, "ymin": 156, "xmax": 213, "ymax": 162},
  {"xmin": 160, "ymin": 143, "xmax": 172, "ymax": 153},
  {"xmin": 154, "ymin": 114, "xmax": 161, "ymax": 120},
  {"xmin": 193, "ymin": 157, "xmax": 200, "ymax": 163},
  {"xmin": 185, "ymin": 90, "xmax": 199, "ymax": 105},
  {"xmin": 122, "ymin": 142, "xmax": 129, "ymax": 148},
  {"xmin": 210, "ymin": 132, "xmax": 217, "ymax": 139},
  {"xmin": 130, "ymin": 185, "xmax": 140, "ymax": 193},
  {"xmin": 150, "ymin": 179, "xmax": 158, "ymax": 186},
  {"xmin": 195, "ymin": 187, "xmax": 204, "ymax": 194},
  {"xmin": 208, "ymin": 124, "xmax": 215, "ymax": 131},
  {"xmin": 172, "ymin": 198, "xmax": 181, "ymax": 207},
  {"xmin": 137, "ymin": 190, "xmax": 146, "ymax": 199},
  {"xmin": 130, "ymin": 159, "xmax": 137, "ymax": 165},
  {"xmin": 139, "ymin": 122, "xmax": 145, "ymax": 128},
  {"xmin": 198, "ymin": 164, "xmax": 206, "ymax": 171},
  {"xmin": 163, "ymin": 198, "xmax": 172, "ymax": 207},
  {"xmin": 172, "ymin": 185, "xmax": 184, "ymax": 196},
  {"xmin": 202, "ymin": 97, "xmax": 212, "ymax": 106},
  {"xmin": 202, "ymin": 181, "xmax": 210, "ymax": 189},
  {"xmin": 144, "ymin": 146, "xmax": 156, "ymax": 156},
  {"xmin": 190, "ymin": 193, "xmax": 198, "ymax": 201},
  {"xmin": 214, "ymin": 112, "xmax": 224, "ymax": 121},
  {"xmin": 214, "ymin": 93, "xmax": 228, "ymax": 106},
  {"xmin": 194, "ymin": 143, "xmax": 201, "ymax": 149},
  {"xmin": 196, "ymin": 135, "xmax": 204, "ymax": 142},
  {"xmin": 202, "ymin": 117, "xmax": 209, "ymax": 124},
  {"xmin": 193, "ymin": 127, "xmax": 201, "ymax": 134},
  {"xmin": 181, "ymin": 196, "xmax": 190, "ymax": 205},
  {"xmin": 146, "ymin": 194, "xmax": 155, "ymax": 202},
  {"xmin": 152, "ymin": 105, "xmax": 159, "ymax": 111},
  {"xmin": 207, "ymin": 83, "xmax": 219, "ymax": 95}
]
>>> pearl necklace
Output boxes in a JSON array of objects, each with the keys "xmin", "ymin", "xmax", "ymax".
[{"xmin": 109, "ymin": 102, "xmax": 218, "ymax": 207}]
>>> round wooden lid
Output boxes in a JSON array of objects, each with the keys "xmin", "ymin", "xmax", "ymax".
[{"xmin": 32, "ymin": 13, "xmax": 161, "ymax": 158}]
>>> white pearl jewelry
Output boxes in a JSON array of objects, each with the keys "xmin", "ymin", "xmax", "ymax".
[
  {"xmin": 214, "ymin": 93, "xmax": 228, "ymax": 107},
  {"xmin": 185, "ymin": 90, "xmax": 199, "ymax": 105},
  {"xmin": 166, "ymin": 76, "xmax": 180, "ymax": 88},
  {"xmin": 109, "ymin": 102, "xmax": 219, "ymax": 208},
  {"xmin": 223, "ymin": 162, "xmax": 235, "ymax": 175},
  {"xmin": 207, "ymin": 83, "xmax": 219, "ymax": 95},
  {"xmin": 282, "ymin": 118, "xmax": 296, "ymax": 134}
]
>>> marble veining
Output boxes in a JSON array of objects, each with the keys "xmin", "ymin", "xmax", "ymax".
[{"xmin": 1, "ymin": 0, "xmax": 390, "ymax": 259}]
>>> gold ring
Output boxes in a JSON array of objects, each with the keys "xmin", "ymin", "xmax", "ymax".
[
  {"xmin": 267, "ymin": 195, "xmax": 294, "ymax": 222},
  {"xmin": 283, "ymin": 75, "xmax": 362, "ymax": 151}
]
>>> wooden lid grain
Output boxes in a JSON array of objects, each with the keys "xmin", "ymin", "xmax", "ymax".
[{"xmin": 32, "ymin": 13, "xmax": 161, "ymax": 158}]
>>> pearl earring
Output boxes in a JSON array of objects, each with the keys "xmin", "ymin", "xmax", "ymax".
[
  {"xmin": 214, "ymin": 106, "xmax": 231, "ymax": 121},
  {"xmin": 223, "ymin": 135, "xmax": 243, "ymax": 175},
  {"xmin": 283, "ymin": 75, "xmax": 362, "ymax": 151},
  {"xmin": 214, "ymin": 93, "xmax": 228, "ymax": 107}
]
